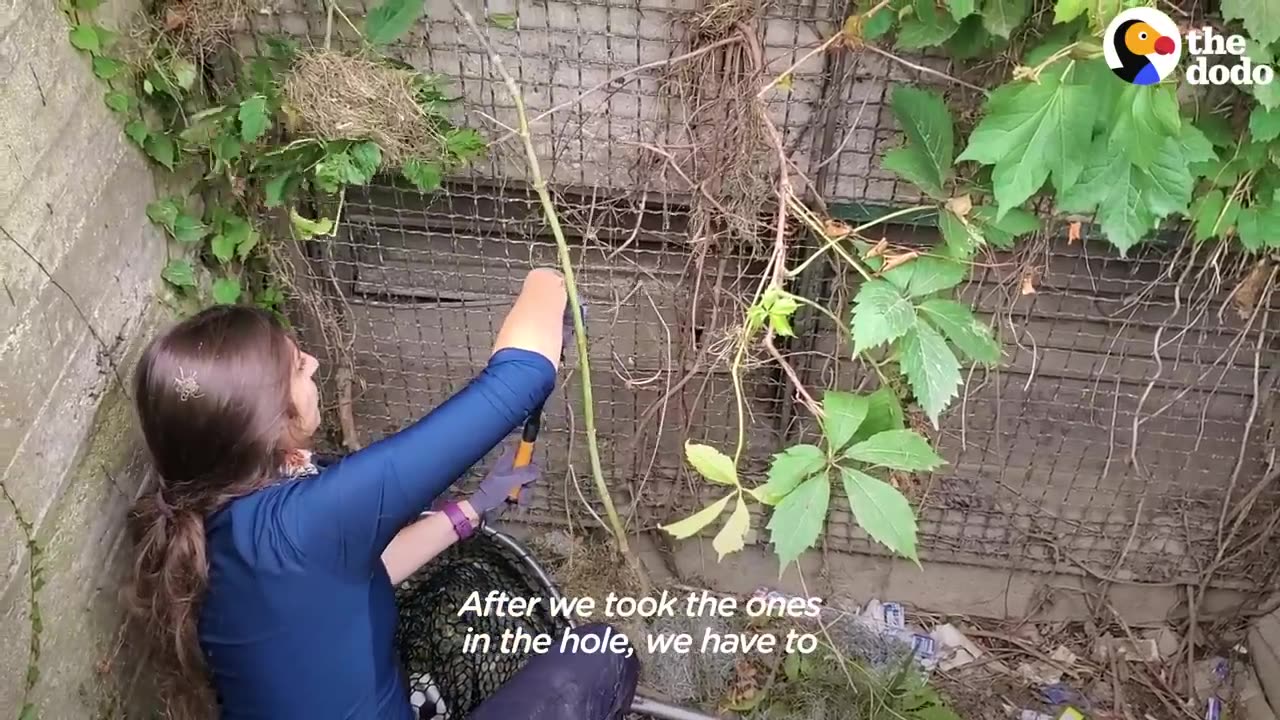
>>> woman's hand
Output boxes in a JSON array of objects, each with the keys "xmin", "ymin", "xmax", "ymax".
[{"xmin": 469, "ymin": 445, "xmax": 541, "ymax": 520}]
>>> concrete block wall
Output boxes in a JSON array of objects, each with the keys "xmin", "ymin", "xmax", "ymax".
[{"xmin": 0, "ymin": 0, "xmax": 169, "ymax": 712}]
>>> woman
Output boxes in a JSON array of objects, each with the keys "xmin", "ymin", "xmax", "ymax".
[{"xmin": 127, "ymin": 267, "xmax": 639, "ymax": 719}]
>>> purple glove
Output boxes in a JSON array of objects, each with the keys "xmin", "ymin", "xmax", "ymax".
[{"xmin": 469, "ymin": 445, "xmax": 540, "ymax": 518}]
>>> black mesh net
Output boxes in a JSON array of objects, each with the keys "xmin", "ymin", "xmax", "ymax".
[{"xmin": 395, "ymin": 527, "xmax": 572, "ymax": 719}]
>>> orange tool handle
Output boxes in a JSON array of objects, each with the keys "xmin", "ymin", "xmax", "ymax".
[{"xmin": 506, "ymin": 406, "xmax": 543, "ymax": 502}]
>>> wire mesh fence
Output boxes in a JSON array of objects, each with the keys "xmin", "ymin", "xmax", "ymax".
[{"xmin": 257, "ymin": 0, "xmax": 1280, "ymax": 590}]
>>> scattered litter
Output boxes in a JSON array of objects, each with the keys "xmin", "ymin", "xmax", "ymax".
[
  {"xmin": 1015, "ymin": 646, "xmax": 1078, "ymax": 686},
  {"xmin": 1192, "ymin": 656, "xmax": 1231, "ymax": 700},
  {"xmin": 822, "ymin": 598, "xmax": 939, "ymax": 676},
  {"xmin": 1142, "ymin": 627, "xmax": 1181, "ymax": 659},
  {"xmin": 1039, "ymin": 682, "xmax": 1089, "ymax": 708},
  {"xmin": 1012, "ymin": 711, "xmax": 1053, "ymax": 720},
  {"xmin": 1093, "ymin": 635, "xmax": 1159, "ymax": 663},
  {"xmin": 931, "ymin": 623, "xmax": 985, "ymax": 672},
  {"xmin": 1056, "ymin": 709, "xmax": 1086, "ymax": 720}
]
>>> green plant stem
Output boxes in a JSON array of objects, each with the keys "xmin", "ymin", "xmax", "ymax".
[
  {"xmin": 787, "ymin": 199, "xmax": 931, "ymax": 279},
  {"xmin": 449, "ymin": 1, "xmax": 643, "ymax": 588}
]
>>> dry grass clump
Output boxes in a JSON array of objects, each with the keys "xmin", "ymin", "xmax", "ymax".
[
  {"xmin": 283, "ymin": 50, "xmax": 439, "ymax": 164},
  {"xmin": 162, "ymin": 0, "xmax": 249, "ymax": 57}
]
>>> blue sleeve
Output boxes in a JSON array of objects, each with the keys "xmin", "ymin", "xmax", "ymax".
[{"xmin": 280, "ymin": 348, "xmax": 556, "ymax": 575}]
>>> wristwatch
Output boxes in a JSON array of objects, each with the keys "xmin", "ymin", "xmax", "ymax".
[{"xmin": 441, "ymin": 501, "xmax": 475, "ymax": 541}]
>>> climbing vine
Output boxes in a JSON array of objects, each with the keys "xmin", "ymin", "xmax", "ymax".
[
  {"xmin": 663, "ymin": 0, "xmax": 1280, "ymax": 571},
  {"xmin": 61, "ymin": 0, "xmax": 486, "ymax": 313}
]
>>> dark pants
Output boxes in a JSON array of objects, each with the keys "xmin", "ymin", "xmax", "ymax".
[{"xmin": 463, "ymin": 623, "xmax": 640, "ymax": 720}]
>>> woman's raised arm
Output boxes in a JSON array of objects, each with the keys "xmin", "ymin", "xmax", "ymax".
[{"xmin": 276, "ymin": 268, "xmax": 567, "ymax": 575}]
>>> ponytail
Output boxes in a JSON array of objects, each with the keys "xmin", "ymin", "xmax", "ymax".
[{"xmin": 126, "ymin": 489, "xmax": 216, "ymax": 719}]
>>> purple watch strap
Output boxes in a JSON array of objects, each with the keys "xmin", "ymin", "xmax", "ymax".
[{"xmin": 441, "ymin": 501, "xmax": 473, "ymax": 540}]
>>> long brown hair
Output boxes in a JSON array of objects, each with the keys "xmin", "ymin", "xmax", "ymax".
[{"xmin": 127, "ymin": 305, "xmax": 302, "ymax": 718}]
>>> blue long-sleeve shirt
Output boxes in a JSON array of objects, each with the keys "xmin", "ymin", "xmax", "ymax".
[{"xmin": 198, "ymin": 348, "xmax": 557, "ymax": 719}]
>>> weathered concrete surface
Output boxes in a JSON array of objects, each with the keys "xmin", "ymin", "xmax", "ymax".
[{"xmin": 0, "ymin": 0, "xmax": 168, "ymax": 711}]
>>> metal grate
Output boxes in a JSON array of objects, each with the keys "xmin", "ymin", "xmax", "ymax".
[{"xmin": 251, "ymin": 0, "xmax": 1280, "ymax": 589}]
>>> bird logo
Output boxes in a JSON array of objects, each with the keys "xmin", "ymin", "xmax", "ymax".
[{"xmin": 1104, "ymin": 8, "xmax": 1181, "ymax": 85}]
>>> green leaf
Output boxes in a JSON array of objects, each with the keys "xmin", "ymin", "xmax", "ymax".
[
  {"xmin": 885, "ymin": 87, "xmax": 955, "ymax": 198},
  {"xmin": 857, "ymin": 0, "xmax": 897, "ymax": 39},
  {"xmin": 957, "ymin": 66, "xmax": 1093, "ymax": 217},
  {"xmin": 365, "ymin": 0, "xmax": 426, "ymax": 45},
  {"xmin": 1236, "ymin": 194, "xmax": 1280, "ymax": 251},
  {"xmin": 170, "ymin": 57, "xmax": 198, "ymax": 90},
  {"xmin": 1058, "ymin": 134, "xmax": 1192, "ymax": 255},
  {"xmin": 1107, "ymin": 84, "xmax": 1181, "ymax": 169},
  {"xmin": 896, "ymin": 12, "xmax": 959, "ymax": 48},
  {"xmin": 162, "ymin": 259, "xmax": 197, "ymax": 288},
  {"xmin": 823, "ymin": 391, "xmax": 870, "ymax": 453},
  {"xmin": 883, "ymin": 148, "xmax": 946, "ymax": 199},
  {"xmin": 212, "ymin": 277, "xmax": 242, "ymax": 304},
  {"xmin": 215, "ymin": 216, "xmax": 255, "ymax": 262},
  {"xmin": 712, "ymin": 496, "xmax": 751, "ymax": 560},
  {"xmin": 92, "ymin": 56, "xmax": 125, "ymax": 80},
  {"xmin": 444, "ymin": 128, "xmax": 487, "ymax": 160},
  {"xmin": 945, "ymin": 0, "xmax": 974, "ymax": 20},
  {"xmin": 1250, "ymin": 107, "xmax": 1280, "ymax": 143},
  {"xmin": 946, "ymin": 15, "xmax": 991, "ymax": 58},
  {"xmin": 938, "ymin": 209, "xmax": 984, "ymax": 256},
  {"xmin": 973, "ymin": 205, "xmax": 1040, "ymax": 248},
  {"xmin": 19, "ymin": 703, "xmax": 37, "ymax": 720},
  {"xmin": 840, "ymin": 467, "xmax": 919, "ymax": 562},
  {"xmin": 850, "ymin": 279, "xmax": 916, "ymax": 353},
  {"xmin": 350, "ymin": 141, "xmax": 383, "ymax": 180},
  {"xmin": 489, "ymin": 12, "xmax": 518, "ymax": 29},
  {"xmin": 754, "ymin": 445, "xmax": 827, "ymax": 506},
  {"xmin": 69, "ymin": 24, "xmax": 101, "ymax": 53},
  {"xmin": 1053, "ymin": 0, "xmax": 1087, "ymax": 23},
  {"xmin": 662, "ymin": 494, "xmax": 732, "ymax": 539},
  {"xmin": 238, "ymin": 95, "xmax": 271, "ymax": 143},
  {"xmin": 918, "ymin": 298, "xmax": 1001, "ymax": 364},
  {"xmin": 124, "ymin": 120, "xmax": 149, "ymax": 146},
  {"xmin": 845, "ymin": 429, "xmax": 946, "ymax": 471},
  {"xmin": 903, "ymin": 255, "xmax": 967, "ymax": 297},
  {"xmin": 1222, "ymin": 0, "xmax": 1280, "ymax": 46},
  {"xmin": 144, "ymin": 134, "xmax": 176, "ymax": 170},
  {"xmin": 103, "ymin": 90, "xmax": 132, "ymax": 114},
  {"xmin": 899, "ymin": 323, "xmax": 962, "ymax": 426},
  {"xmin": 767, "ymin": 475, "xmax": 830, "ymax": 569},
  {"xmin": 982, "ymin": 0, "xmax": 1029, "ymax": 38},
  {"xmin": 856, "ymin": 388, "xmax": 906, "ymax": 442},
  {"xmin": 146, "ymin": 198, "xmax": 182, "ymax": 229},
  {"xmin": 1256, "ymin": 77, "xmax": 1280, "ymax": 111},
  {"xmin": 1178, "ymin": 122, "xmax": 1218, "ymax": 165},
  {"xmin": 264, "ymin": 173, "xmax": 291, "ymax": 208},
  {"xmin": 402, "ymin": 158, "xmax": 444, "ymax": 191},
  {"xmin": 314, "ymin": 150, "xmax": 370, "ymax": 192},
  {"xmin": 213, "ymin": 135, "xmax": 242, "ymax": 167},
  {"xmin": 685, "ymin": 442, "xmax": 739, "ymax": 487},
  {"xmin": 172, "ymin": 214, "xmax": 208, "ymax": 244},
  {"xmin": 1191, "ymin": 189, "xmax": 1232, "ymax": 242},
  {"xmin": 290, "ymin": 209, "xmax": 334, "ymax": 239}
]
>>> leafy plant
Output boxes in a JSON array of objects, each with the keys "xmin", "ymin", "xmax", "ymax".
[
  {"xmin": 62, "ymin": 0, "xmax": 485, "ymax": 313},
  {"xmin": 663, "ymin": 388, "xmax": 943, "ymax": 568}
]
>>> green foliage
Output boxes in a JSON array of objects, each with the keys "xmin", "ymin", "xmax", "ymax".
[
  {"xmin": 667, "ymin": 388, "xmax": 934, "ymax": 568},
  {"xmin": 365, "ymin": 0, "xmax": 426, "ymax": 45},
  {"xmin": 66, "ymin": 0, "xmax": 484, "ymax": 312}
]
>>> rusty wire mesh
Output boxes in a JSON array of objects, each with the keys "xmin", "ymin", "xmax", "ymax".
[{"xmin": 248, "ymin": 0, "xmax": 1280, "ymax": 589}]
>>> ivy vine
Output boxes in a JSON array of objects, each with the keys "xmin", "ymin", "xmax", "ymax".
[
  {"xmin": 664, "ymin": 0, "xmax": 1280, "ymax": 571},
  {"xmin": 61, "ymin": 0, "xmax": 486, "ymax": 313}
]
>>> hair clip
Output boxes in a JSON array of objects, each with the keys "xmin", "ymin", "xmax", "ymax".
[{"xmin": 174, "ymin": 367, "xmax": 203, "ymax": 402}]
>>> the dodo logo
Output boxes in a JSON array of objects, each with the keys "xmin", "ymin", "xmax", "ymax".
[{"xmin": 1104, "ymin": 8, "xmax": 1181, "ymax": 85}]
